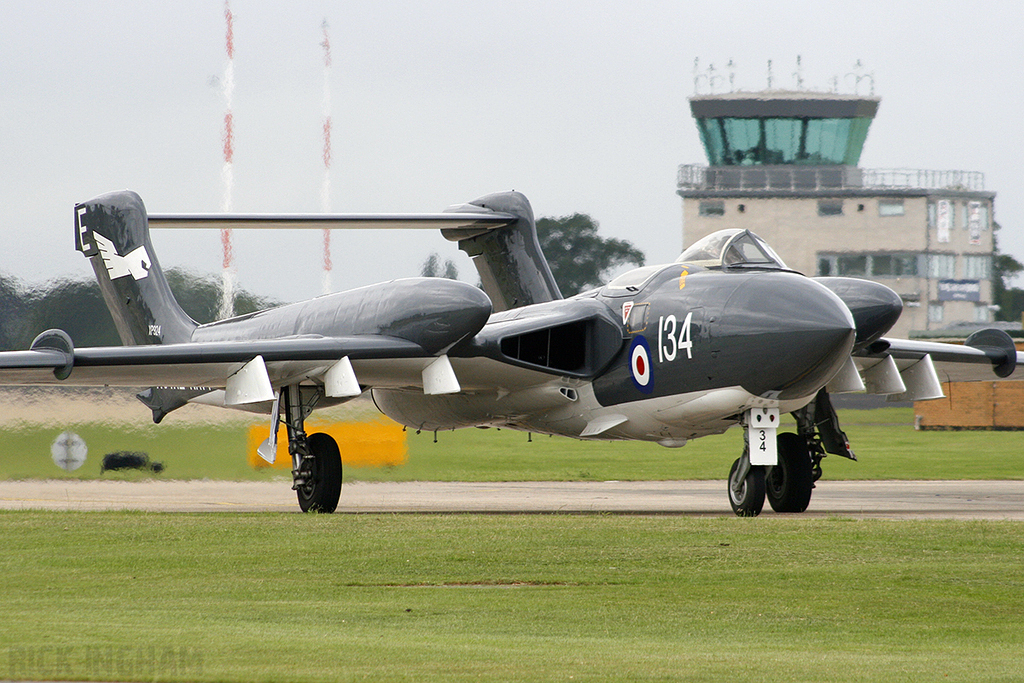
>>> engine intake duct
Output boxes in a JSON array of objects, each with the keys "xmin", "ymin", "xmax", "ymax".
[{"xmin": 454, "ymin": 300, "xmax": 622, "ymax": 379}]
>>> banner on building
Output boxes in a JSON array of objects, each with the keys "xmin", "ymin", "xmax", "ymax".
[
  {"xmin": 968, "ymin": 201, "xmax": 982, "ymax": 246},
  {"xmin": 936, "ymin": 200, "xmax": 951, "ymax": 243}
]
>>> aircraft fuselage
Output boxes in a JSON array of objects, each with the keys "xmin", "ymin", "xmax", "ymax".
[{"xmin": 371, "ymin": 263, "xmax": 858, "ymax": 445}]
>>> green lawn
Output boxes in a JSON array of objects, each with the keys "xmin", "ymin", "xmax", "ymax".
[
  {"xmin": 2, "ymin": 512, "xmax": 1022, "ymax": 682},
  {"xmin": 2, "ymin": 407, "xmax": 1023, "ymax": 482}
]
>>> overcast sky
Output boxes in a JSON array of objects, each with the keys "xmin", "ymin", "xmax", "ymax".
[{"xmin": 2, "ymin": 0, "xmax": 1022, "ymax": 306}]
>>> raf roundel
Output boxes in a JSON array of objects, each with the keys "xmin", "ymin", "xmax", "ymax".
[{"xmin": 629, "ymin": 336, "xmax": 653, "ymax": 393}]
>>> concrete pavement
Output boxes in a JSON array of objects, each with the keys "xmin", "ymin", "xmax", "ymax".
[{"xmin": 2, "ymin": 479, "xmax": 1023, "ymax": 519}]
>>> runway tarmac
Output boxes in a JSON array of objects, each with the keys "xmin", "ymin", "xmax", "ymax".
[{"xmin": 2, "ymin": 479, "xmax": 1023, "ymax": 519}]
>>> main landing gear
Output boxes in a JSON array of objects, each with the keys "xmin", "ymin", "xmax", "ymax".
[
  {"xmin": 728, "ymin": 390, "xmax": 854, "ymax": 517},
  {"xmin": 278, "ymin": 385, "xmax": 343, "ymax": 513}
]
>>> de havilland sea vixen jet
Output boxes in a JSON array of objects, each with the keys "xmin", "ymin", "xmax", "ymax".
[{"xmin": 1, "ymin": 190, "xmax": 1020, "ymax": 515}]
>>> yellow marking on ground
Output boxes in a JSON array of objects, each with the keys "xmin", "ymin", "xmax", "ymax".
[{"xmin": 247, "ymin": 418, "xmax": 408, "ymax": 469}]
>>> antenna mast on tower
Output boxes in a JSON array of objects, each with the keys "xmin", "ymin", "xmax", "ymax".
[
  {"xmin": 219, "ymin": 0, "xmax": 236, "ymax": 318},
  {"xmin": 320, "ymin": 18, "xmax": 333, "ymax": 294}
]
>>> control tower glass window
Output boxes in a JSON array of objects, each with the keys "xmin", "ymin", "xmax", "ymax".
[{"xmin": 696, "ymin": 117, "xmax": 873, "ymax": 166}]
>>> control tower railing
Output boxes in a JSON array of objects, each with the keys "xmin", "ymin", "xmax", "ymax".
[{"xmin": 677, "ymin": 164, "xmax": 985, "ymax": 192}]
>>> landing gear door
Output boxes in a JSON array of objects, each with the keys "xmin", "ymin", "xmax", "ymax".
[{"xmin": 748, "ymin": 407, "xmax": 779, "ymax": 466}]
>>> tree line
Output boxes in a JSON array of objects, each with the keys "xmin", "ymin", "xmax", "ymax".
[
  {"xmin": 0, "ymin": 269, "xmax": 278, "ymax": 350},
  {"xmin": 992, "ymin": 222, "xmax": 1024, "ymax": 323}
]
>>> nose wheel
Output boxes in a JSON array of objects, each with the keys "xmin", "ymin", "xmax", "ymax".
[
  {"xmin": 765, "ymin": 432, "xmax": 815, "ymax": 513},
  {"xmin": 729, "ymin": 432, "xmax": 816, "ymax": 516},
  {"xmin": 728, "ymin": 451, "xmax": 766, "ymax": 517}
]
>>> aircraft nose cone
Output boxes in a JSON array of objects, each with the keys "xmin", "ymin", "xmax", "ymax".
[{"xmin": 717, "ymin": 273, "xmax": 856, "ymax": 400}]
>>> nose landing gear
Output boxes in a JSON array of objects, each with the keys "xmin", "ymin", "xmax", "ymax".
[
  {"xmin": 728, "ymin": 433, "xmax": 815, "ymax": 516},
  {"xmin": 729, "ymin": 390, "xmax": 852, "ymax": 516}
]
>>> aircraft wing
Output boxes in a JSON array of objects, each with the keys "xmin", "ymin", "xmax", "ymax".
[
  {"xmin": 845, "ymin": 329, "xmax": 1022, "ymax": 400},
  {"xmin": 863, "ymin": 338, "xmax": 1020, "ymax": 380},
  {"xmin": 0, "ymin": 332, "xmax": 432, "ymax": 388}
]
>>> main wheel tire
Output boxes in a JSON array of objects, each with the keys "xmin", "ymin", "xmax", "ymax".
[
  {"xmin": 296, "ymin": 433, "xmax": 343, "ymax": 513},
  {"xmin": 728, "ymin": 458, "xmax": 765, "ymax": 517},
  {"xmin": 766, "ymin": 432, "xmax": 814, "ymax": 513}
]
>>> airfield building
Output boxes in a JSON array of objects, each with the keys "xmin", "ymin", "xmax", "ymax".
[{"xmin": 677, "ymin": 90, "xmax": 996, "ymax": 339}]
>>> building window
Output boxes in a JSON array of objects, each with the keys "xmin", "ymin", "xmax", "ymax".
[
  {"xmin": 835, "ymin": 255, "xmax": 867, "ymax": 276},
  {"xmin": 963, "ymin": 254, "xmax": 992, "ymax": 279},
  {"xmin": 928, "ymin": 254, "xmax": 956, "ymax": 279},
  {"xmin": 878, "ymin": 199, "xmax": 905, "ymax": 216},
  {"xmin": 817, "ymin": 199, "xmax": 843, "ymax": 216},
  {"xmin": 699, "ymin": 200, "xmax": 725, "ymax": 216},
  {"xmin": 818, "ymin": 252, "xmax": 920, "ymax": 278},
  {"xmin": 928, "ymin": 302, "xmax": 944, "ymax": 324},
  {"xmin": 871, "ymin": 254, "xmax": 918, "ymax": 277},
  {"xmin": 974, "ymin": 305, "xmax": 992, "ymax": 323}
]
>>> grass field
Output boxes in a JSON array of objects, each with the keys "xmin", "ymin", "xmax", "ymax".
[
  {"xmin": 2, "ymin": 512, "xmax": 1022, "ymax": 682},
  {"xmin": 4, "ymin": 407, "xmax": 1024, "ymax": 482},
  {"xmin": 4, "ymin": 401, "xmax": 1023, "ymax": 682}
]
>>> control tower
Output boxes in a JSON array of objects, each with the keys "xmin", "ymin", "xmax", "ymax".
[{"xmin": 678, "ymin": 90, "xmax": 996, "ymax": 338}]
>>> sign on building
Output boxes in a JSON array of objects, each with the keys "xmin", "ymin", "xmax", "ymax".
[{"xmin": 937, "ymin": 279, "xmax": 981, "ymax": 302}]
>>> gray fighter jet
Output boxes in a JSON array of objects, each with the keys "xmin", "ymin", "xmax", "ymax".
[{"xmin": 1, "ymin": 190, "xmax": 1018, "ymax": 515}]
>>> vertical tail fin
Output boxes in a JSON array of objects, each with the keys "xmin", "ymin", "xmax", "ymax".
[
  {"xmin": 75, "ymin": 190, "xmax": 197, "ymax": 345},
  {"xmin": 447, "ymin": 191, "xmax": 562, "ymax": 312}
]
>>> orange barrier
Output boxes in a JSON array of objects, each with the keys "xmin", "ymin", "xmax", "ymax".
[{"xmin": 247, "ymin": 418, "xmax": 408, "ymax": 469}]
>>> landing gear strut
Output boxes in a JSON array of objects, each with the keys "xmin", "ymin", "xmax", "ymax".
[{"xmin": 279, "ymin": 385, "xmax": 342, "ymax": 513}]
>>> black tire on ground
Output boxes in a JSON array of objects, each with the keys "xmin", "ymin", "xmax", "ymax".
[
  {"xmin": 296, "ymin": 433, "xmax": 343, "ymax": 513},
  {"xmin": 766, "ymin": 432, "xmax": 815, "ymax": 513},
  {"xmin": 728, "ymin": 457, "xmax": 765, "ymax": 517}
]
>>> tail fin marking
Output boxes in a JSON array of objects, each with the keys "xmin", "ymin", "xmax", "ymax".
[{"xmin": 74, "ymin": 191, "xmax": 197, "ymax": 346}]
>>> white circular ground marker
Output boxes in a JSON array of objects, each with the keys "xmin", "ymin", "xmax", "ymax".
[{"xmin": 51, "ymin": 431, "xmax": 87, "ymax": 472}]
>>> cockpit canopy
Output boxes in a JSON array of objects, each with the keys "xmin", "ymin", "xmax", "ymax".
[
  {"xmin": 676, "ymin": 229, "xmax": 788, "ymax": 270},
  {"xmin": 600, "ymin": 229, "xmax": 790, "ymax": 298}
]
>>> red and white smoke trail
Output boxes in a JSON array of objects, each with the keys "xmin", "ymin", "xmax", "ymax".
[
  {"xmin": 220, "ymin": 0, "xmax": 236, "ymax": 318},
  {"xmin": 320, "ymin": 18, "xmax": 333, "ymax": 294}
]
